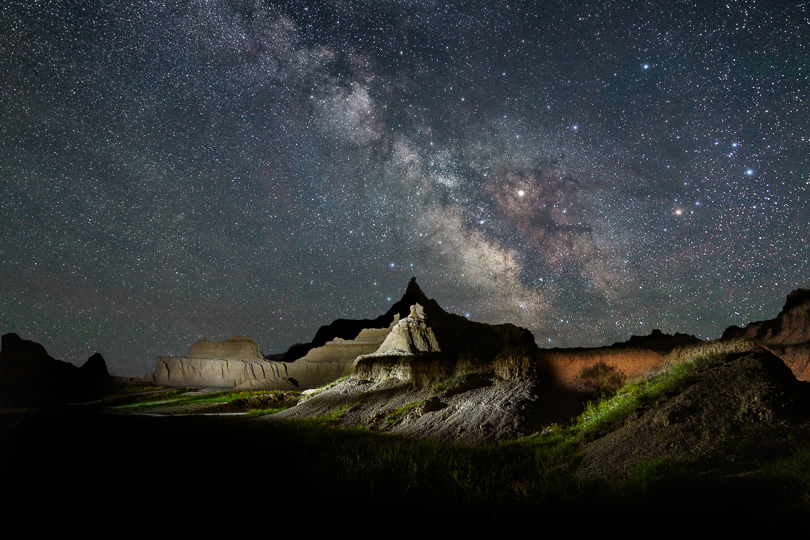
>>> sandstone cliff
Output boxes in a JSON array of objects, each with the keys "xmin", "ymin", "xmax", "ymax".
[{"xmin": 721, "ymin": 288, "xmax": 810, "ymax": 380}]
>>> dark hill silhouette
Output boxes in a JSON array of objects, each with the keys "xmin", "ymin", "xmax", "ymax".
[
  {"xmin": 610, "ymin": 328, "xmax": 701, "ymax": 354},
  {"xmin": 0, "ymin": 333, "xmax": 113, "ymax": 406},
  {"xmin": 283, "ymin": 277, "xmax": 536, "ymax": 361}
]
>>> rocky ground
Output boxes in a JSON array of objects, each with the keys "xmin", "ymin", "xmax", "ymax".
[
  {"xmin": 269, "ymin": 345, "xmax": 810, "ymax": 482},
  {"xmin": 273, "ymin": 349, "xmax": 585, "ymax": 444}
]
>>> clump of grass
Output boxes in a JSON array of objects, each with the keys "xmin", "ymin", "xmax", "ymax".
[
  {"xmin": 433, "ymin": 375, "xmax": 465, "ymax": 394},
  {"xmin": 301, "ymin": 375, "xmax": 351, "ymax": 401},
  {"xmin": 577, "ymin": 361, "xmax": 626, "ymax": 394},
  {"xmin": 385, "ymin": 400, "xmax": 422, "ymax": 424},
  {"xmin": 316, "ymin": 403, "xmax": 352, "ymax": 423}
]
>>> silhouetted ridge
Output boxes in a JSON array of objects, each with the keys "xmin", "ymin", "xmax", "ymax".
[
  {"xmin": 610, "ymin": 329, "xmax": 701, "ymax": 354},
  {"xmin": 283, "ymin": 277, "xmax": 537, "ymax": 361},
  {"xmin": 0, "ymin": 333, "xmax": 113, "ymax": 406}
]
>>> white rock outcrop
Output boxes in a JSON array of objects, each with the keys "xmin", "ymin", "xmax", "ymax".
[{"xmin": 357, "ymin": 303, "xmax": 441, "ymax": 359}]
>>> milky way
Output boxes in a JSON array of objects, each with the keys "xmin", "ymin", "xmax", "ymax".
[{"xmin": 2, "ymin": 1, "xmax": 808, "ymax": 375}]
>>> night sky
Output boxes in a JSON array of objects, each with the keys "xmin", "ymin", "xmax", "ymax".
[{"xmin": 2, "ymin": 1, "xmax": 808, "ymax": 376}]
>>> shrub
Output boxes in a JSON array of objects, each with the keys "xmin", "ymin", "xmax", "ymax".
[{"xmin": 578, "ymin": 361, "xmax": 626, "ymax": 394}]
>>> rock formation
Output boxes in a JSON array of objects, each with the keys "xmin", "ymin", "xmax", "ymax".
[
  {"xmin": 283, "ymin": 317, "xmax": 399, "ymax": 387},
  {"xmin": 359, "ymin": 303, "xmax": 441, "ymax": 358},
  {"xmin": 152, "ymin": 336, "xmax": 297, "ymax": 389},
  {"xmin": 610, "ymin": 328, "xmax": 701, "ymax": 352},
  {"xmin": 185, "ymin": 336, "xmax": 265, "ymax": 360},
  {"xmin": 282, "ymin": 277, "xmax": 537, "ymax": 361},
  {"xmin": 276, "ymin": 346, "xmax": 564, "ymax": 444},
  {"xmin": 721, "ymin": 288, "xmax": 810, "ymax": 381},
  {"xmin": 0, "ymin": 333, "xmax": 113, "ymax": 405},
  {"xmin": 150, "ymin": 278, "xmax": 538, "ymax": 390},
  {"xmin": 151, "ymin": 319, "xmax": 401, "ymax": 389}
]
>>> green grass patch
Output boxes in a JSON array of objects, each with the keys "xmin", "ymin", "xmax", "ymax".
[
  {"xmin": 108, "ymin": 388, "xmax": 297, "ymax": 410},
  {"xmin": 568, "ymin": 352, "xmax": 714, "ymax": 439},
  {"xmin": 432, "ymin": 375, "xmax": 465, "ymax": 394},
  {"xmin": 385, "ymin": 400, "xmax": 422, "ymax": 424},
  {"xmin": 245, "ymin": 407, "xmax": 288, "ymax": 418},
  {"xmin": 302, "ymin": 375, "xmax": 351, "ymax": 400}
]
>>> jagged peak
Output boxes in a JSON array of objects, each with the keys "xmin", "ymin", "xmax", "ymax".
[
  {"xmin": 781, "ymin": 288, "xmax": 810, "ymax": 314},
  {"xmin": 404, "ymin": 276, "xmax": 425, "ymax": 297}
]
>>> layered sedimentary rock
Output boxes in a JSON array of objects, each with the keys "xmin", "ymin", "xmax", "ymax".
[
  {"xmin": 283, "ymin": 317, "xmax": 399, "ymax": 387},
  {"xmin": 152, "ymin": 320, "xmax": 400, "ymax": 389},
  {"xmin": 153, "ymin": 355, "xmax": 294, "ymax": 389},
  {"xmin": 360, "ymin": 303, "xmax": 440, "ymax": 358},
  {"xmin": 721, "ymin": 289, "xmax": 810, "ymax": 381},
  {"xmin": 153, "ymin": 336, "xmax": 296, "ymax": 389}
]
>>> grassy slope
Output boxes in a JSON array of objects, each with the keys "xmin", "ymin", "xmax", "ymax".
[{"xmin": 261, "ymin": 351, "xmax": 810, "ymax": 521}]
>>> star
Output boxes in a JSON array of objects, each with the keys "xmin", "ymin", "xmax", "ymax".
[{"xmin": 2, "ymin": 1, "xmax": 806, "ymax": 374}]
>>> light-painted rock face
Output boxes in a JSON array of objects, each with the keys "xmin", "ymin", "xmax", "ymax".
[
  {"xmin": 185, "ymin": 336, "xmax": 264, "ymax": 360},
  {"xmin": 296, "ymin": 316, "xmax": 398, "ymax": 363},
  {"xmin": 152, "ymin": 336, "xmax": 295, "ymax": 389},
  {"xmin": 282, "ymin": 316, "xmax": 400, "ymax": 387},
  {"xmin": 358, "ymin": 303, "xmax": 441, "ymax": 360},
  {"xmin": 153, "ymin": 356, "xmax": 296, "ymax": 389},
  {"xmin": 151, "ymin": 320, "xmax": 404, "ymax": 389}
]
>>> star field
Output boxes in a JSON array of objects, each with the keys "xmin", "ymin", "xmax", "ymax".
[{"xmin": 1, "ymin": 1, "xmax": 808, "ymax": 375}]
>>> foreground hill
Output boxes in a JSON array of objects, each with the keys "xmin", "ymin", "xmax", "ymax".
[{"xmin": 575, "ymin": 348, "xmax": 810, "ymax": 479}]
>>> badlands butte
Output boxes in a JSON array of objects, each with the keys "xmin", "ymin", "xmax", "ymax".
[{"xmin": 138, "ymin": 278, "xmax": 810, "ymax": 452}]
